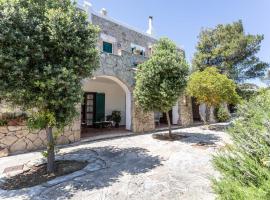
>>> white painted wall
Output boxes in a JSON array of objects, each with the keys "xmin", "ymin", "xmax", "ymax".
[{"xmin": 82, "ymin": 78, "xmax": 126, "ymax": 126}]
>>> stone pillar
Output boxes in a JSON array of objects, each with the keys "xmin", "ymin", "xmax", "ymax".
[
  {"xmin": 132, "ymin": 101, "xmax": 155, "ymax": 133},
  {"xmin": 178, "ymin": 94, "xmax": 193, "ymax": 127}
]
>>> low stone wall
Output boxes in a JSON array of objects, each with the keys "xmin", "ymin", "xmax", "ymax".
[{"xmin": 0, "ymin": 120, "xmax": 81, "ymax": 157}]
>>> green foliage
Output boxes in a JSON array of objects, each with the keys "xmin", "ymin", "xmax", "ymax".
[
  {"xmin": 111, "ymin": 111, "xmax": 121, "ymax": 124},
  {"xmin": 0, "ymin": 119, "xmax": 7, "ymax": 126},
  {"xmin": 192, "ymin": 20, "xmax": 269, "ymax": 82},
  {"xmin": 27, "ymin": 111, "xmax": 56, "ymax": 130},
  {"xmin": 134, "ymin": 38, "xmax": 189, "ymax": 113},
  {"xmin": 237, "ymin": 83, "xmax": 259, "ymax": 101},
  {"xmin": 187, "ymin": 67, "xmax": 240, "ymax": 107},
  {"xmin": 0, "ymin": 0, "xmax": 99, "ymax": 131},
  {"xmin": 216, "ymin": 106, "xmax": 230, "ymax": 122},
  {"xmin": 213, "ymin": 90, "xmax": 270, "ymax": 200}
]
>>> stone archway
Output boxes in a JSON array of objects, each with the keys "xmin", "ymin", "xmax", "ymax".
[
  {"xmin": 82, "ymin": 75, "xmax": 132, "ymax": 130},
  {"xmin": 97, "ymin": 75, "xmax": 132, "ymax": 130}
]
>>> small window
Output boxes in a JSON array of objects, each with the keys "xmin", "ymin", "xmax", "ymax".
[{"xmin": 103, "ymin": 41, "xmax": 113, "ymax": 53}]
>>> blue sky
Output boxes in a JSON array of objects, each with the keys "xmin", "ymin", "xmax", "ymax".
[{"xmin": 89, "ymin": 0, "xmax": 269, "ymax": 84}]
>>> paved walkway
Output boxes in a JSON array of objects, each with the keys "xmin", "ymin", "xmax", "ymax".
[{"xmin": 0, "ymin": 124, "xmax": 230, "ymax": 200}]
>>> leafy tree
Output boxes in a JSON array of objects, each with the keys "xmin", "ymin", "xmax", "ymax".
[
  {"xmin": 0, "ymin": 0, "xmax": 99, "ymax": 173},
  {"xmin": 192, "ymin": 20, "xmax": 269, "ymax": 82},
  {"xmin": 134, "ymin": 38, "xmax": 189, "ymax": 138},
  {"xmin": 186, "ymin": 67, "xmax": 240, "ymax": 123},
  {"xmin": 213, "ymin": 89, "xmax": 270, "ymax": 200}
]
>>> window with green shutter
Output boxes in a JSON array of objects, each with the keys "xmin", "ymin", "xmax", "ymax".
[{"xmin": 103, "ymin": 41, "xmax": 113, "ymax": 53}]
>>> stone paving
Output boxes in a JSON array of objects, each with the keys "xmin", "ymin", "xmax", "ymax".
[{"xmin": 0, "ymin": 124, "xmax": 230, "ymax": 200}]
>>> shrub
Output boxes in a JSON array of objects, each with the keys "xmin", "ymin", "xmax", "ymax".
[
  {"xmin": 0, "ymin": 119, "xmax": 7, "ymax": 126},
  {"xmin": 216, "ymin": 106, "xmax": 230, "ymax": 122},
  {"xmin": 213, "ymin": 89, "xmax": 270, "ymax": 200},
  {"xmin": 111, "ymin": 111, "xmax": 121, "ymax": 128}
]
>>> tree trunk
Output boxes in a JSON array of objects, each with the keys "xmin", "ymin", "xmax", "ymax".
[
  {"xmin": 205, "ymin": 105, "xmax": 210, "ymax": 124},
  {"xmin": 46, "ymin": 127, "xmax": 55, "ymax": 174},
  {"xmin": 209, "ymin": 106, "xmax": 216, "ymax": 123},
  {"xmin": 166, "ymin": 111, "xmax": 172, "ymax": 138},
  {"xmin": 199, "ymin": 103, "xmax": 207, "ymax": 124}
]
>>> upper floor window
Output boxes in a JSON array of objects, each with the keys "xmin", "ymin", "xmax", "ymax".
[
  {"xmin": 131, "ymin": 43, "xmax": 145, "ymax": 56},
  {"xmin": 103, "ymin": 41, "xmax": 113, "ymax": 53}
]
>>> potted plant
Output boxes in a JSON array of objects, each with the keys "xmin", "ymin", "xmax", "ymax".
[{"xmin": 111, "ymin": 111, "xmax": 121, "ymax": 128}]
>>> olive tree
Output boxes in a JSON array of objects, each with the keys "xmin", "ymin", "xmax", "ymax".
[
  {"xmin": 0, "ymin": 0, "xmax": 99, "ymax": 173},
  {"xmin": 134, "ymin": 38, "xmax": 189, "ymax": 138},
  {"xmin": 187, "ymin": 67, "xmax": 240, "ymax": 123}
]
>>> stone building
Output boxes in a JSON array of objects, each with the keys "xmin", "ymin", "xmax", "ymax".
[{"xmin": 0, "ymin": 1, "xmax": 194, "ymax": 157}]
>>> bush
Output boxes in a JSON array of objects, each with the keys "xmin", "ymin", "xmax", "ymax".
[
  {"xmin": 213, "ymin": 89, "xmax": 270, "ymax": 200},
  {"xmin": 216, "ymin": 106, "xmax": 230, "ymax": 122},
  {"xmin": 111, "ymin": 111, "xmax": 121, "ymax": 128},
  {"xmin": 0, "ymin": 119, "xmax": 7, "ymax": 126}
]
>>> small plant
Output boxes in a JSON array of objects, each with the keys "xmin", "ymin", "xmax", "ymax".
[
  {"xmin": 111, "ymin": 111, "xmax": 121, "ymax": 128},
  {"xmin": 0, "ymin": 119, "xmax": 7, "ymax": 126},
  {"xmin": 0, "ymin": 112, "xmax": 28, "ymax": 126},
  {"xmin": 216, "ymin": 106, "xmax": 230, "ymax": 122}
]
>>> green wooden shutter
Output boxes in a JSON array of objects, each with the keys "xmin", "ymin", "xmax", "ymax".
[
  {"xmin": 95, "ymin": 93, "xmax": 105, "ymax": 122},
  {"xmin": 103, "ymin": 42, "xmax": 113, "ymax": 53}
]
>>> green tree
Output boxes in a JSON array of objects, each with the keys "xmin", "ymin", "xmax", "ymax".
[
  {"xmin": 0, "ymin": 0, "xmax": 99, "ymax": 173},
  {"xmin": 134, "ymin": 38, "xmax": 189, "ymax": 138},
  {"xmin": 192, "ymin": 20, "xmax": 269, "ymax": 82},
  {"xmin": 186, "ymin": 67, "xmax": 240, "ymax": 123}
]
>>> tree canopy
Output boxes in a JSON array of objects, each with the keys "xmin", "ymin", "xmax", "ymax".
[
  {"xmin": 187, "ymin": 67, "xmax": 240, "ymax": 107},
  {"xmin": 192, "ymin": 20, "xmax": 269, "ymax": 82},
  {"xmin": 134, "ymin": 38, "xmax": 189, "ymax": 137},
  {"xmin": 0, "ymin": 0, "xmax": 99, "ymax": 172}
]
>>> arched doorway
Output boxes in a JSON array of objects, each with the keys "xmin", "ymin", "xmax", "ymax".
[{"xmin": 81, "ymin": 75, "xmax": 132, "ymax": 131}]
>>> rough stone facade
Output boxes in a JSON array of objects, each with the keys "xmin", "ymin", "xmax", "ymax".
[
  {"xmin": 132, "ymin": 101, "xmax": 155, "ymax": 133},
  {"xmin": 0, "ymin": 120, "xmax": 80, "ymax": 157},
  {"xmin": 90, "ymin": 12, "xmax": 159, "ymax": 133},
  {"xmin": 178, "ymin": 95, "xmax": 194, "ymax": 127}
]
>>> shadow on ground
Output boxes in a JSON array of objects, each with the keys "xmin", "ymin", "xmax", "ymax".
[
  {"xmin": 0, "ymin": 146, "xmax": 163, "ymax": 200},
  {"xmin": 153, "ymin": 130, "xmax": 221, "ymax": 145}
]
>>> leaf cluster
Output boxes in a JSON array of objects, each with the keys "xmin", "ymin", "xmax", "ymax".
[
  {"xmin": 0, "ymin": 0, "xmax": 99, "ymax": 129},
  {"xmin": 134, "ymin": 38, "xmax": 189, "ymax": 112},
  {"xmin": 192, "ymin": 20, "xmax": 269, "ymax": 81},
  {"xmin": 187, "ymin": 67, "xmax": 240, "ymax": 107},
  {"xmin": 213, "ymin": 89, "xmax": 270, "ymax": 200}
]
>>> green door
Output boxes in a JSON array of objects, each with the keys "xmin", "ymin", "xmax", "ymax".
[{"xmin": 95, "ymin": 93, "xmax": 105, "ymax": 122}]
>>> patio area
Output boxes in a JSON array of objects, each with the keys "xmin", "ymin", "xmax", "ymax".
[{"xmin": 0, "ymin": 124, "xmax": 230, "ymax": 200}]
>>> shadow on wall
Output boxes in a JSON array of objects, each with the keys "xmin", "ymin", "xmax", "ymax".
[{"xmin": 0, "ymin": 146, "xmax": 163, "ymax": 199}]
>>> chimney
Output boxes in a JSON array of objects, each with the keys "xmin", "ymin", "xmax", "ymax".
[
  {"xmin": 146, "ymin": 16, "xmax": 154, "ymax": 35},
  {"xmin": 100, "ymin": 8, "xmax": 108, "ymax": 16}
]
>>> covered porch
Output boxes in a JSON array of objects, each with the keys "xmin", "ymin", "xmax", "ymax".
[{"xmin": 81, "ymin": 76, "xmax": 132, "ymax": 138}]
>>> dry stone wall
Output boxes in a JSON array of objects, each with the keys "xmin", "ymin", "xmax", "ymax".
[{"xmin": 0, "ymin": 120, "xmax": 81, "ymax": 157}]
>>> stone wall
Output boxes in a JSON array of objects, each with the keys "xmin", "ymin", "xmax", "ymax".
[
  {"xmin": 132, "ymin": 101, "xmax": 155, "ymax": 133},
  {"xmin": 92, "ymin": 13, "xmax": 157, "ymax": 57},
  {"xmin": 0, "ymin": 120, "xmax": 81, "ymax": 157},
  {"xmin": 178, "ymin": 95, "xmax": 193, "ymax": 127},
  {"xmin": 94, "ymin": 51, "xmax": 147, "ymax": 88}
]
